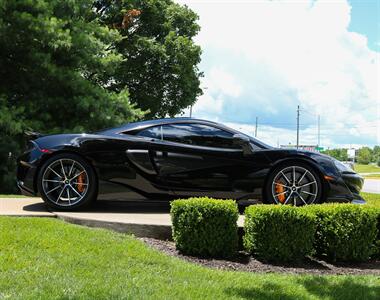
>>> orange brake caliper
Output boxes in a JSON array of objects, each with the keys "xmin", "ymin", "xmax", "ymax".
[
  {"xmin": 275, "ymin": 181, "xmax": 286, "ymax": 203},
  {"xmin": 77, "ymin": 173, "xmax": 86, "ymax": 193}
]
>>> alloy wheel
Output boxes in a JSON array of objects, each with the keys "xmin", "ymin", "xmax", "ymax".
[
  {"xmin": 271, "ymin": 166, "xmax": 318, "ymax": 206},
  {"xmin": 41, "ymin": 159, "xmax": 89, "ymax": 207}
]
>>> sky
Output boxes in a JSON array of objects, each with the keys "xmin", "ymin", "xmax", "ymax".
[{"xmin": 175, "ymin": 0, "xmax": 380, "ymax": 149}]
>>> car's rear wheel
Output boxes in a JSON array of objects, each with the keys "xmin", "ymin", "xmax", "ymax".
[
  {"xmin": 38, "ymin": 153, "xmax": 97, "ymax": 210},
  {"xmin": 265, "ymin": 162, "xmax": 322, "ymax": 206}
]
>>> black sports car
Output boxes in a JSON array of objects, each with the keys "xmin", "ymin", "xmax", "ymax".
[{"xmin": 17, "ymin": 118, "xmax": 365, "ymax": 210}]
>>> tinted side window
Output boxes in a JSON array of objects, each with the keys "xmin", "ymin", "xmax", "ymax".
[
  {"xmin": 136, "ymin": 126, "xmax": 162, "ymax": 140},
  {"xmin": 161, "ymin": 123, "xmax": 239, "ymax": 149}
]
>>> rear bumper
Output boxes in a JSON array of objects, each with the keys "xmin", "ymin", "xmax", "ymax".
[
  {"xmin": 17, "ymin": 181, "xmax": 36, "ymax": 197},
  {"xmin": 17, "ymin": 156, "xmax": 39, "ymax": 196}
]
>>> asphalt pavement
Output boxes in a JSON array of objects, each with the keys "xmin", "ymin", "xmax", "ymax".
[{"xmin": 363, "ymin": 178, "xmax": 380, "ymax": 194}]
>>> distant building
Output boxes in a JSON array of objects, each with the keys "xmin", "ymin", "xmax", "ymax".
[
  {"xmin": 347, "ymin": 148, "xmax": 356, "ymax": 159},
  {"xmin": 280, "ymin": 145, "xmax": 323, "ymax": 152}
]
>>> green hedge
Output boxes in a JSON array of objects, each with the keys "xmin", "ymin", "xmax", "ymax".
[
  {"xmin": 170, "ymin": 197, "xmax": 239, "ymax": 258},
  {"xmin": 243, "ymin": 205, "xmax": 316, "ymax": 262},
  {"xmin": 304, "ymin": 204, "xmax": 378, "ymax": 262},
  {"xmin": 367, "ymin": 206, "xmax": 380, "ymax": 259}
]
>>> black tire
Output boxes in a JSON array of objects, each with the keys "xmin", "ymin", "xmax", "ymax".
[
  {"xmin": 37, "ymin": 153, "xmax": 97, "ymax": 211},
  {"xmin": 265, "ymin": 161, "xmax": 323, "ymax": 206}
]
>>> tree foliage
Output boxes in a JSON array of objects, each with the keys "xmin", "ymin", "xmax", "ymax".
[
  {"xmin": 356, "ymin": 147, "xmax": 372, "ymax": 165},
  {"xmin": 321, "ymin": 148, "xmax": 348, "ymax": 161},
  {"xmin": 0, "ymin": 0, "xmax": 143, "ymax": 192},
  {"xmin": 0, "ymin": 0, "xmax": 202, "ymax": 193},
  {"xmin": 372, "ymin": 146, "xmax": 380, "ymax": 166},
  {"xmin": 322, "ymin": 146, "xmax": 380, "ymax": 165},
  {"xmin": 94, "ymin": 0, "xmax": 203, "ymax": 118},
  {"xmin": 0, "ymin": 0, "xmax": 143, "ymax": 134}
]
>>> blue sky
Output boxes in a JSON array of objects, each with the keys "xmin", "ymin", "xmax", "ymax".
[
  {"xmin": 349, "ymin": 0, "xmax": 380, "ymax": 51},
  {"xmin": 177, "ymin": 0, "xmax": 379, "ymax": 148}
]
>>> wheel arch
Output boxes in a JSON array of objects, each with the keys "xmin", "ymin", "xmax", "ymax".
[{"xmin": 262, "ymin": 156, "xmax": 329, "ymax": 203}]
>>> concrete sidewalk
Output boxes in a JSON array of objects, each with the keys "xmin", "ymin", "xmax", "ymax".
[
  {"xmin": 0, "ymin": 197, "xmax": 54, "ymax": 217},
  {"xmin": 0, "ymin": 197, "xmax": 244, "ymax": 240}
]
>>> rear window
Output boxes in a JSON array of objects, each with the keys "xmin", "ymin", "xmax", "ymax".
[{"xmin": 136, "ymin": 126, "xmax": 163, "ymax": 140}]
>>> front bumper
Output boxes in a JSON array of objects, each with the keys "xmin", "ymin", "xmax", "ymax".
[{"xmin": 326, "ymin": 171, "xmax": 365, "ymax": 204}]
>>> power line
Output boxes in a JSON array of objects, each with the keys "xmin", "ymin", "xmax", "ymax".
[{"xmin": 258, "ymin": 123, "xmax": 378, "ymax": 129}]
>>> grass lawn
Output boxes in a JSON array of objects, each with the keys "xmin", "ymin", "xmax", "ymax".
[
  {"xmin": 0, "ymin": 194, "xmax": 26, "ymax": 198},
  {"xmin": 355, "ymin": 164, "xmax": 380, "ymax": 174},
  {"xmin": 364, "ymin": 174, "xmax": 380, "ymax": 179},
  {"xmin": 361, "ymin": 192, "xmax": 380, "ymax": 208},
  {"xmin": 0, "ymin": 217, "xmax": 379, "ymax": 300}
]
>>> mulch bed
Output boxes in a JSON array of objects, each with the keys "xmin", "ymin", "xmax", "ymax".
[{"xmin": 139, "ymin": 237, "xmax": 380, "ymax": 275}]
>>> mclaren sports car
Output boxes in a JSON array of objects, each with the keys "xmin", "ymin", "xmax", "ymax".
[{"xmin": 17, "ymin": 118, "xmax": 365, "ymax": 210}]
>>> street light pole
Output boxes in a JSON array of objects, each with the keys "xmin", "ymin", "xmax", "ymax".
[
  {"xmin": 317, "ymin": 114, "xmax": 320, "ymax": 147},
  {"xmin": 255, "ymin": 117, "xmax": 258, "ymax": 137},
  {"xmin": 296, "ymin": 105, "xmax": 300, "ymax": 149}
]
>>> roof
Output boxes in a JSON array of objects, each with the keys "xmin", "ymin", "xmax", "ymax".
[
  {"xmin": 95, "ymin": 117, "xmax": 273, "ymax": 149},
  {"xmin": 96, "ymin": 118, "xmax": 221, "ymax": 135}
]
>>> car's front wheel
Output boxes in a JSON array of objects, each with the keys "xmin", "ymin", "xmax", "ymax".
[
  {"xmin": 38, "ymin": 153, "xmax": 97, "ymax": 210},
  {"xmin": 265, "ymin": 162, "xmax": 322, "ymax": 206}
]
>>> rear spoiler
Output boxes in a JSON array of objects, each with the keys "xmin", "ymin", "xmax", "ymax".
[{"xmin": 24, "ymin": 130, "xmax": 44, "ymax": 140}]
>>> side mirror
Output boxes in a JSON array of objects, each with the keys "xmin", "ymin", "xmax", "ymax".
[{"xmin": 233, "ymin": 134, "xmax": 254, "ymax": 155}]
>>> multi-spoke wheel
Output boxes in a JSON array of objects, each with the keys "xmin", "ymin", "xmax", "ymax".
[
  {"xmin": 266, "ymin": 163, "xmax": 322, "ymax": 206},
  {"xmin": 38, "ymin": 153, "xmax": 97, "ymax": 210}
]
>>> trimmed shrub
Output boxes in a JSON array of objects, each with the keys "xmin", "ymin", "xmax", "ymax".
[
  {"xmin": 304, "ymin": 204, "xmax": 378, "ymax": 262},
  {"xmin": 170, "ymin": 197, "xmax": 239, "ymax": 258},
  {"xmin": 367, "ymin": 206, "xmax": 380, "ymax": 259},
  {"xmin": 243, "ymin": 205, "xmax": 316, "ymax": 262}
]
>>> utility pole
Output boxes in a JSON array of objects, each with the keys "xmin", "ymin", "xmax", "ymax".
[
  {"xmin": 255, "ymin": 117, "xmax": 258, "ymax": 137},
  {"xmin": 296, "ymin": 105, "xmax": 300, "ymax": 149},
  {"xmin": 189, "ymin": 105, "xmax": 193, "ymax": 118},
  {"xmin": 317, "ymin": 114, "xmax": 320, "ymax": 147}
]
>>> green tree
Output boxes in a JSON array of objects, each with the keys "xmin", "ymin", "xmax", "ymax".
[
  {"xmin": 372, "ymin": 145, "xmax": 380, "ymax": 165},
  {"xmin": 0, "ymin": 0, "xmax": 143, "ymax": 192},
  {"xmin": 94, "ymin": 0, "xmax": 203, "ymax": 118},
  {"xmin": 321, "ymin": 149, "xmax": 348, "ymax": 161},
  {"xmin": 356, "ymin": 147, "xmax": 372, "ymax": 165}
]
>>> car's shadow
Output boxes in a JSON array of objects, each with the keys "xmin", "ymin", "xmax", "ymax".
[
  {"xmin": 22, "ymin": 201, "xmax": 50, "ymax": 213},
  {"xmin": 77, "ymin": 201, "xmax": 250, "ymax": 214},
  {"xmin": 89, "ymin": 200, "xmax": 172, "ymax": 214},
  {"xmin": 23, "ymin": 200, "xmax": 250, "ymax": 214}
]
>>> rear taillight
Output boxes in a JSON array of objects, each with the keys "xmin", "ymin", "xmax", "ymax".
[{"xmin": 40, "ymin": 148, "xmax": 52, "ymax": 154}]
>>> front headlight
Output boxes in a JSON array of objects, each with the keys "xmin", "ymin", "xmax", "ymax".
[{"xmin": 333, "ymin": 159, "xmax": 354, "ymax": 173}]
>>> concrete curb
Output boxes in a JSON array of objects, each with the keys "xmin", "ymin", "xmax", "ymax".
[{"xmin": 55, "ymin": 213, "xmax": 173, "ymax": 240}]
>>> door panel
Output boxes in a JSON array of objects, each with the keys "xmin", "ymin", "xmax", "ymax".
[
  {"xmin": 148, "ymin": 141, "xmax": 266, "ymax": 194},
  {"xmin": 130, "ymin": 122, "xmax": 272, "ymax": 198}
]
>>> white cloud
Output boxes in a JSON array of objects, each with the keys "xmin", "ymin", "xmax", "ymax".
[
  {"xmin": 206, "ymin": 67, "xmax": 243, "ymax": 98},
  {"xmin": 177, "ymin": 0, "xmax": 380, "ymax": 147},
  {"xmin": 225, "ymin": 118, "xmax": 380, "ymax": 149},
  {"xmin": 188, "ymin": 67, "xmax": 242, "ymax": 118}
]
